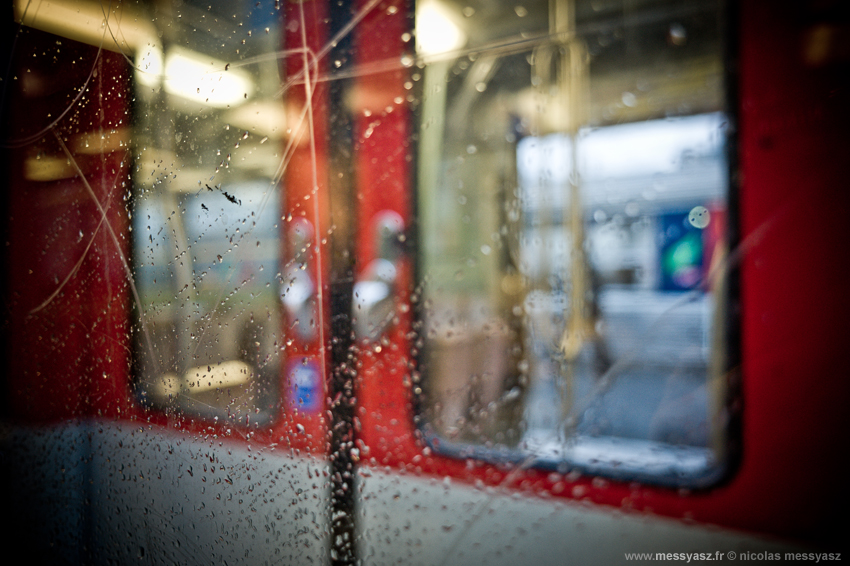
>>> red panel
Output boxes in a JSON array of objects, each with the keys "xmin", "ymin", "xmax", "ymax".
[
  {"xmin": 4, "ymin": 33, "xmax": 133, "ymax": 422},
  {"xmin": 277, "ymin": 0, "xmax": 333, "ymax": 454},
  {"xmin": 730, "ymin": 0, "xmax": 850, "ymax": 541},
  {"xmin": 352, "ymin": 0, "xmax": 417, "ymax": 466}
]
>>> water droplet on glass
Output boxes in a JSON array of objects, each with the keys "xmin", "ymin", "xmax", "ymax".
[{"xmin": 514, "ymin": 6, "xmax": 528, "ymax": 17}]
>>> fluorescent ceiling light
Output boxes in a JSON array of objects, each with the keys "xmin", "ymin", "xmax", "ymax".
[
  {"xmin": 184, "ymin": 360, "xmax": 253, "ymax": 391},
  {"xmin": 225, "ymin": 100, "xmax": 288, "ymax": 139},
  {"xmin": 15, "ymin": 0, "xmax": 154, "ymax": 54},
  {"xmin": 16, "ymin": 1, "xmax": 254, "ymax": 109},
  {"xmin": 416, "ymin": 1, "xmax": 466, "ymax": 56},
  {"xmin": 159, "ymin": 46, "xmax": 254, "ymax": 108},
  {"xmin": 135, "ymin": 42, "xmax": 164, "ymax": 87}
]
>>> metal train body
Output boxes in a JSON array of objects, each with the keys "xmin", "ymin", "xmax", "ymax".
[{"xmin": 1, "ymin": 0, "xmax": 847, "ymax": 564}]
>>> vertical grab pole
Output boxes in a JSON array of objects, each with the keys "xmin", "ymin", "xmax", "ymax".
[{"xmin": 550, "ymin": 0, "xmax": 592, "ymax": 427}]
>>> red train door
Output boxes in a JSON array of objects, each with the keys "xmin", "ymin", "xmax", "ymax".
[{"xmin": 342, "ymin": 0, "xmax": 848, "ymax": 559}]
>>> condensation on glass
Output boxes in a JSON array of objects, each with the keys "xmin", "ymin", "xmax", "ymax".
[{"xmin": 414, "ymin": 0, "xmax": 732, "ymax": 485}]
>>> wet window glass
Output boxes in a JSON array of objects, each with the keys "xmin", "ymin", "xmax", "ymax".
[
  {"xmin": 127, "ymin": 0, "xmax": 286, "ymax": 423},
  {"xmin": 415, "ymin": 0, "xmax": 732, "ymax": 484}
]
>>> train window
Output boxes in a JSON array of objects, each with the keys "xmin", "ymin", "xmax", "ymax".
[
  {"xmin": 414, "ymin": 0, "xmax": 733, "ymax": 485},
  {"xmin": 124, "ymin": 1, "xmax": 286, "ymax": 423}
]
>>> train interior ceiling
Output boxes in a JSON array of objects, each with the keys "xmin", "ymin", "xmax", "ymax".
[{"xmin": 1, "ymin": 0, "xmax": 848, "ymax": 564}]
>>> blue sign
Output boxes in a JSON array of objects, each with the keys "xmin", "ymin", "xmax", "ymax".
[{"xmin": 287, "ymin": 358, "xmax": 322, "ymax": 413}]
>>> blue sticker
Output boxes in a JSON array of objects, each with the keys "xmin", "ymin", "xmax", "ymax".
[
  {"xmin": 659, "ymin": 212, "xmax": 704, "ymax": 291},
  {"xmin": 288, "ymin": 358, "xmax": 322, "ymax": 413}
]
